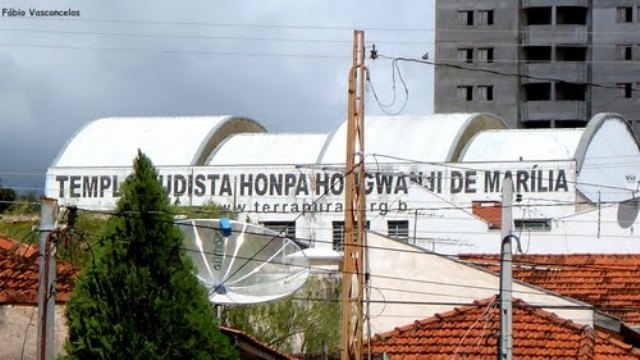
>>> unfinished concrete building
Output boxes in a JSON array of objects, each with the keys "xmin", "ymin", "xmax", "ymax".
[{"xmin": 435, "ymin": 0, "xmax": 640, "ymax": 135}]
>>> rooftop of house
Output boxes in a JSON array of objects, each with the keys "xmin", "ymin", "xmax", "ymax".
[
  {"xmin": 459, "ymin": 254, "xmax": 640, "ymax": 325},
  {"xmin": 371, "ymin": 297, "xmax": 640, "ymax": 359},
  {"xmin": 219, "ymin": 326, "xmax": 297, "ymax": 360},
  {"xmin": 0, "ymin": 234, "xmax": 76, "ymax": 304}
]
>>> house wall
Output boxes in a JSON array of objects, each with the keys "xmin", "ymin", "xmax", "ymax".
[
  {"xmin": 0, "ymin": 304, "xmax": 67, "ymax": 360},
  {"xmin": 366, "ymin": 233, "xmax": 594, "ymax": 335}
]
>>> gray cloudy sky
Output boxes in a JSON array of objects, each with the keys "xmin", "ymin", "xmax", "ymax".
[{"xmin": 0, "ymin": 0, "xmax": 435, "ymax": 192}]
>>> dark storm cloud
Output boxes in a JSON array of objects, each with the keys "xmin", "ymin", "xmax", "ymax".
[{"xmin": 0, "ymin": 0, "xmax": 434, "ymax": 192}]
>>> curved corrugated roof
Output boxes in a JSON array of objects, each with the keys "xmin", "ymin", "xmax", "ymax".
[
  {"xmin": 460, "ymin": 128, "xmax": 584, "ymax": 162},
  {"xmin": 207, "ymin": 133, "xmax": 328, "ymax": 165},
  {"xmin": 576, "ymin": 113, "xmax": 640, "ymax": 202},
  {"xmin": 317, "ymin": 113, "xmax": 507, "ymax": 164},
  {"xmin": 460, "ymin": 113, "xmax": 640, "ymax": 203},
  {"xmin": 52, "ymin": 116, "xmax": 265, "ymax": 167}
]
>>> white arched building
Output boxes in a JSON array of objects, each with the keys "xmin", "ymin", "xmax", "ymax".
[{"xmin": 46, "ymin": 113, "xmax": 640, "ymax": 254}]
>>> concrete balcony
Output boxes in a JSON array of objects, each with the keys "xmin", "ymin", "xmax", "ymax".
[
  {"xmin": 523, "ymin": 25, "xmax": 587, "ymax": 45},
  {"xmin": 522, "ymin": 0, "xmax": 588, "ymax": 7},
  {"xmin": 521, "ymin": 100, "xmax": 587, "ymax": 121},
  {"xmin": 521, "ymin": 62, "xmax": 587, "ymax": 83}
]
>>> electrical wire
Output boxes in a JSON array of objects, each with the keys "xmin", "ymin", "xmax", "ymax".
[{"xmin": 376, "ymin": 53, "xmax": 640, "ymax": 92}]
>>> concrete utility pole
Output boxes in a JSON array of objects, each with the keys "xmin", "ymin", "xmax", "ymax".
[
  {"xmin": 37, "ymin": 197, "xmax": 58, "ymax": 360},
  {"xmin": 498, "ymin": 177, "xmax": 514, "ymax": 360},
  {"xmin": 341, "ymin": 29, "xmax": 367, "ymax": 360}
]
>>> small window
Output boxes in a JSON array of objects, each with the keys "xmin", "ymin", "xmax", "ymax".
[
  {"xmin": 478, "ymin": 85, "xmax": 494, "ymax": 101},
  {"xmin": 617, "ymin": 6, "xmax": 633, "ymax": 23},
  {"xmin": 617, "ymin": 45, "xmax": 633, "ymax": 60},
  {"xmin": 332, "ymin": 221, "xmax": 370, "ymax": 251},
  {"xmin": 457, "ymin": 86, "xmax": 473, "ymax": 101},
  {"xmin": 514, "ymin": 219, "xmax": 551, "ymax": 231},
  {"xmin": 457, "ymin": 48, "xmax": 474, "ymax": 63},
  {"xmin": 617, "ymin": 83, "xmax": 633, "ymax": 98},
  {"xmin": 262, "ymin": 221, "xmax": 296, "ymax": 239},
  {"xmin": 478, "ymin": 48, "xmax": 494, "ymax": 63},
  {"xmin": 387, "ymin": 220, "xmax": 409, "ymax": 240},
  {"xmin": 525, "ymin": 7, "xmax": 552, "ymax": 25},
  {"xmin": 458, "ymin": 10, "xmax": 474, "ymax": 25},
  {"xmin": 478, "ymin": 10, "xmax": 494, "ymax": 25},
  {"xmin": 523, "ymin": 82, "xmax": 552, "ymax": 101}
]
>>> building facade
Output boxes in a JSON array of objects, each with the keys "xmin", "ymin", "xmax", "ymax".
[
  {"xmin": 435, "ymin": 0, "xmax": 640, "ymax": 135},
  {"xmin": 46, "ymin": 113, "xmax": 640, "ymax": 255}
]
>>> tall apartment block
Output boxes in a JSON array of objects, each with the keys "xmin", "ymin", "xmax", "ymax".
[{"xmin": 435, "ymin": 0, "xmax": 640, "ymax": 134}]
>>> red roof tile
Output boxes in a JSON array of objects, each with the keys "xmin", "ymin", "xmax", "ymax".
[
  {"xmin": 371, "ymin": 297, "xmax": 640, "ymax": 359},
  {"xmin": 0, "ymin": 233, "xmax": 76, "ymax": 304},
  {"xmin": 458, "ymin": 254, "xmax": 640, "ymax": 325},
  {"xmin": 219, "ymin": 326, "xmax": 298, "ymax": 360}
]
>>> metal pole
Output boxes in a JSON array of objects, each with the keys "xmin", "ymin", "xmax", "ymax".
[
  {"xmin": 498, "ymin": 177, "xmax": 514, "ymax": 360},
  {"xmin": 37, "ymin": 197, "xmax": 58, "ymax": 360},
  {"xmin": 413, "ymin": 209, "xmax": 418, "ymax": 246}
]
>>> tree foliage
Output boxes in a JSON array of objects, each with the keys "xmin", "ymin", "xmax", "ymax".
[
  {"xmin": 224, "ymin": 275, "xmax": 341, "ymax": 358},
  {"xmin": 0, "ymin": 182, "xmax": 16, "ymax": 213},
  {"xmin": 64, "ymin": 150, "xmax": 238, "ymax": 360}
]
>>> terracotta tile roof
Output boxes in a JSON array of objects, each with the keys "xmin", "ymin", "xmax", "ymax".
[
  {"xmin": 371, "ymin": 297, "xmax": 640, "ymax": 359},
  {"xmin": 0, "ymin": 233, "xmax": 76, "ymax": 304},
  {"xmin": 458, "ymin": 254, "xmax": 640, "ymax": 325},
  {"xmin": 219, "ymin": 326, "xmax": 298, "ymax": 360}
]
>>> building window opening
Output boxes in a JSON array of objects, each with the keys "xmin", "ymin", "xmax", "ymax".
[
  {"xmin": 457, "ymin": 86, "xmax": 473, "ymax": 101},
  {"xmin": 387, "ymin": 220, "xmax": 409, "ymax": 240},
  {"xmin": 332, "ymin": 221, "xmax": 370, "ymax": 251},
  {"xmin": 523, "ymin": 82, "xmax": 551, "ymax": 101},
  {"xmin": 261, "ymin": 221, "xmax": 297, "ymax": 240},
  {"xmin": 457, "ymin": 48, "xmax": 474, "ymax": 63},
  {"xmin": 525, "ymin": 7, "xmax": 552, "ymax": 25},
  {"xmin": 617, "ymin": 83, "xmax": 633, "ymax": 98},
  {"xmin": 478, "ymin": 10, "xmax": 494, "ymax": 25},
  {"xmin": 556, "ymin": 46, "xmax": 587, "ymax": 61},
  {"xmin": 514, "ymin": 219, "xmax": 551, "ymax": 231},
  {"xmin": 555, "ymin": 82, "xmax": 586, "ymax": 101},
  {"xmin": 458, "ymin": 10, "xmax": 474, "ymax": 25},
  {"xmin": 523, "ymin": 120, "xmax": 552, "ymax": 129},
  {"xmin": 617, "ymin": 6, "xmax": 633, "ymax": 23},
  {"xmin": 478, "ymin": 85, "xmax": 494, "ymax": 101},
  {"xmin": 523, "ymin": 46, "xmax": 551, "ymax": 62},
  {"xmin": 478, "ymin": 48, "xmax": 494, "ymax": 63},
  {"xmin": 556, "ymin": 120, "xmax": 587, "ymax": 128},
  {"xmin": 556, "ymin": 6, "xmax": 588, "ymax": 25},
  {"xmin": 617, "ymin": 45, "xmax": 633, "ymax": 61}
]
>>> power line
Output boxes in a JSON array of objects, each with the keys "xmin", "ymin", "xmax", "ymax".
[
  {"xmin": 0, "ymin": 42, "xmax": 350, "ymax": 59},
  {"xmin": 374, "ymin": 53, "xmax": 640, "ymax": 92}
]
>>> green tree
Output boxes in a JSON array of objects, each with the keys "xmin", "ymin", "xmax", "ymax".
[
  {"xmin": 64, "ymin": 150, "xmax": 238, "ymax": 360},
  {"xmin": 0, "ymin": 181, "xmax": 16, "ymax": 213},
  {"xmin": 224, "ymin": 275, "xmax": 341, "ymax": 357}
]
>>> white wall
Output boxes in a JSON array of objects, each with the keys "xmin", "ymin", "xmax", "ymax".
[
  {"xmin": 0, "ymin": 304, "xmax": 67, "ymax": 360},
  {"xmin": 366, "ymin": 233, "xmax": 594, "ymax": 335}
]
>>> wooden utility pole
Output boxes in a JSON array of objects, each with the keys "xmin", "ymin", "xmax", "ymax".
[{"xmin": 341, "ymin": 29, "xmax": 367, "ymax": 360}]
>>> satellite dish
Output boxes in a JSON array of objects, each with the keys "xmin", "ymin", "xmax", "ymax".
[
  {"xmin": 617, "ymin": 198, "xmax": 640, "ymax": 229},
  {"xmin": 177, "ymin": 219, "xmax": 310, "ymax": 305}
]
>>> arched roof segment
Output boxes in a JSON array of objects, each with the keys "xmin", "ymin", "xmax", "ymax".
[
  {"xmin": 576, "ymin": 113, "xmax": 640, "ymax": 203},
  {"xmin": 460, "ymin": 113, "xmax": 640, "ymax": 203},
  {"xmin": 317, "ymin": 113, "xmax": 506, "ymax": 164},
  {"xmin": 459, "ymin": 128, "xmax": 584, "ymax": 162},
  {"xmin": 51, "ymin": 116, "xmax": 265, "ymax": 167},
  {"xmin": 207, "ymin": 133, "xmax": 328, "ymax": 165}
]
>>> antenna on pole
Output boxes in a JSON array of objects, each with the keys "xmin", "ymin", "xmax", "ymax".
[
  {"xmin": 498, "ymin": 176, "xmax": 515, "ymax": 360},
  {"xmin": 342, "ymin": 29, "xmax": 367, "ymax": 360}
]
